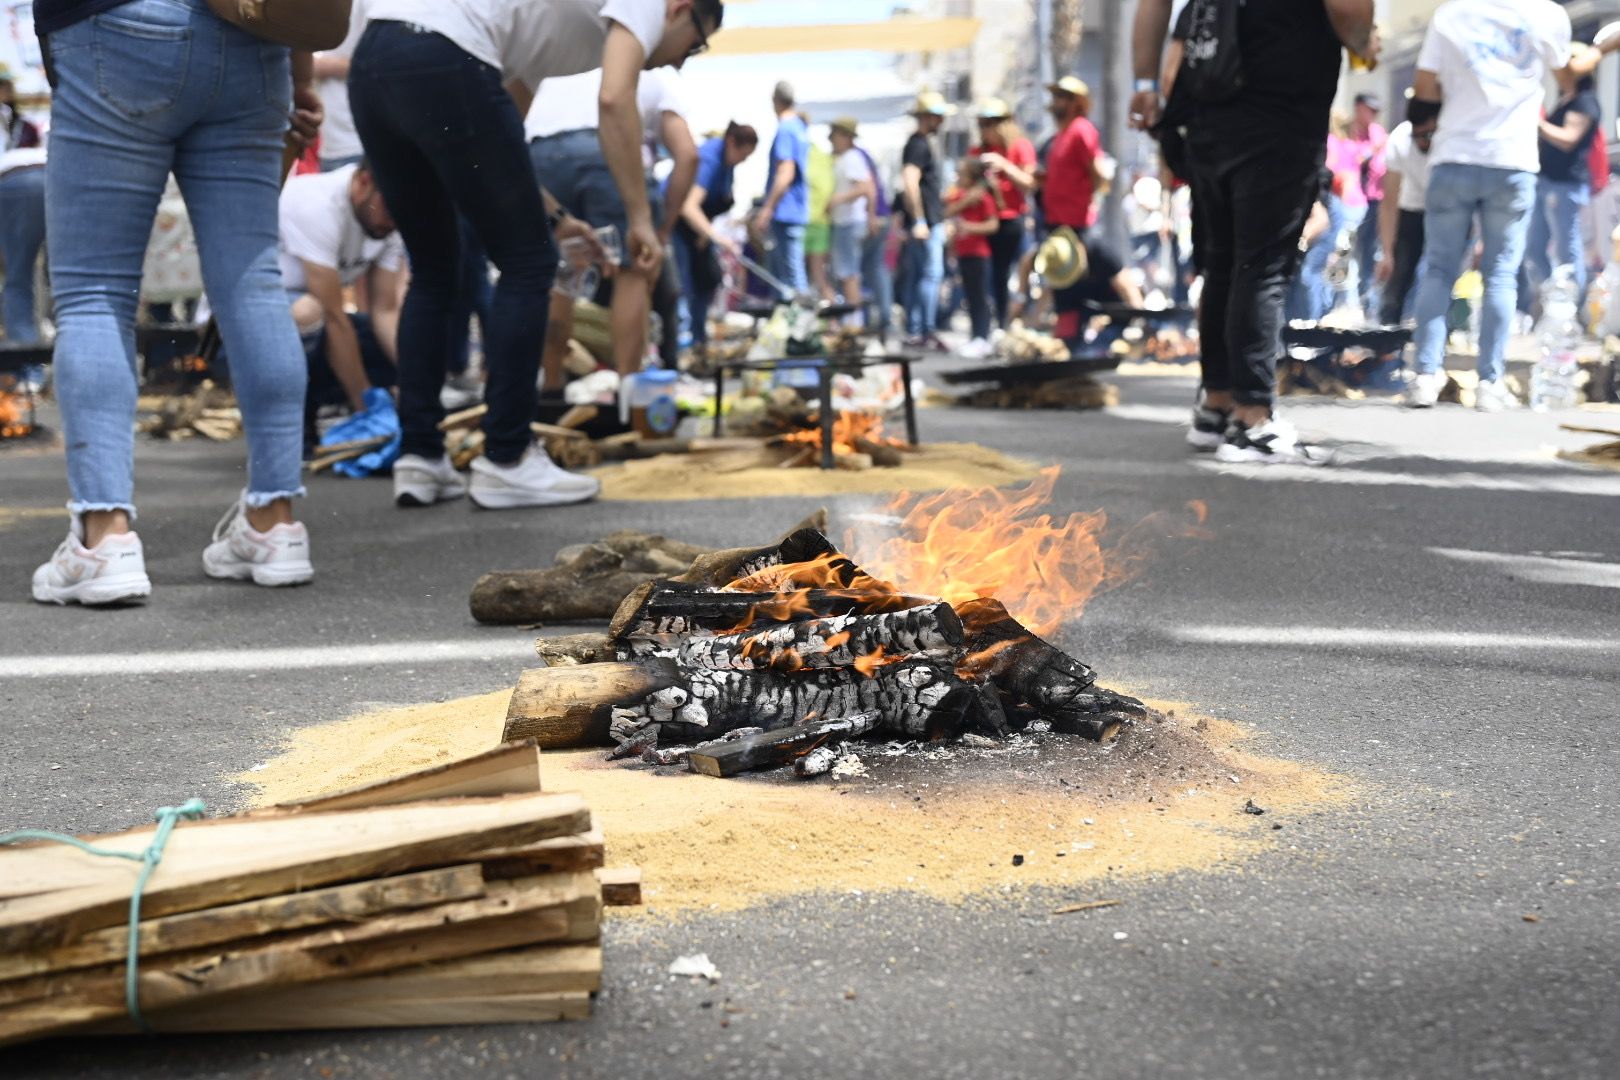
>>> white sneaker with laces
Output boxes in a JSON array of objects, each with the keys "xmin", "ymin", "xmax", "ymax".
[
  {"xmin": 1186, "ymin": 400, "xmax": 1231, "ymax": 452},
  {"xmin": 1213, "ymin": 415, "xmax": 1319, "ymax": 465},
  {"xmin": 1475, "ymin": 378, "xmax": 1521, "ymax": 412},
  {"xmin": 468, "ymin": 444, "xmax": 601, "ymax": 509},
  {"xmin": 32, "ymin": 518, "xmax": 152, "ymax": 606},
  {"xmin": 1402, "ymin": 370, "xmax": 1448, "ymax": 408},
  {"xmin": 958, "ymin": 337, "xmax": 993, "ymax": 360},
  {"xmin": 395, "ymin": 453, "xmax": 469, "ymax": 508},
  {"xmin": 202, "ymin": 499, "xmax": 314, "ymax": 587}
]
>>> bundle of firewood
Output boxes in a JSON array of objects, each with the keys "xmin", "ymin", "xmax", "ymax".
[
  {"xmin": 503, "ymin": 526, "xmax": 1149, "ymax": 777},
  {"xmin": 0, "ymin": 741, "xmax": 639, "ymax": 1047},
  {"xmin": 136, "ymin": 380, "xmax": 241, "ymax": 441},
  {"xmin": 998, "ymin": 325, "xmax": 1070, "ymax": 363}
]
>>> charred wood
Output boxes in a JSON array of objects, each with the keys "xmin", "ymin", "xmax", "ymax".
[
  {"xmin": 675, "ymin": 602, "xmax": 964, "ymax": 673},
  {"xmin": 686, "ymin": 713, "xmax": 880, "ymax": 777}
]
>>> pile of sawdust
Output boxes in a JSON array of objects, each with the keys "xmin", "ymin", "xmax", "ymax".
[
  {"xmin": 591, "ymin": 442, "xmax": 1039, "ymax": 501},
  {"xmin": 239, "ymin": 690, "xmax": 1350, "ymax": 914},
  {"xmin": 0, "ymin": 506, "xmax": 66, "ymax": 532}
]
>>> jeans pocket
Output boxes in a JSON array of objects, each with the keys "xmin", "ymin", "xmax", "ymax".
[
  {"xmin": 94, "ymin": 14, "xmax": 190, "ymax": 121},
  {"xmin": 260, "ymin": 44, "xmax": 292, "ymax": 120}
]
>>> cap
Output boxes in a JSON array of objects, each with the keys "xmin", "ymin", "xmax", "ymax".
[
  {"xmin": 1035, "ymin": 227, "xmax": 1089, "ymax": 290},
  {"xmin": 1047, "ymin": 76, "xmax": 1090, "ymax": 98},
  {"xmin": 976, "ymin": 97, "xmax": 1011, "ymax": 121},
  {"xmin": 909, "ymin": 90, "xmax": 957, "ymax": 118},
  {"xmin": 830, "ymin": 117, "xmax": 859, "ymax": 137}
]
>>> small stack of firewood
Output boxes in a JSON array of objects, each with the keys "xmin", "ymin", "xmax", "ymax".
[
  {"xmin": 501, "ymin": 524, "xmax": 1150, "ymax": 777},
  {"xmin": 0, "ymin": 741, "xmax": 640, "ymax": 1046},
  {"xmin": 136, "ymin": 381, "xmax": 241, "ymax": 442}
]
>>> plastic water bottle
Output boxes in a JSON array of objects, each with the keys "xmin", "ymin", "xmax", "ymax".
[{"xmin": 1530, "ymin": 266, "xmax": 1584, "ymax": 411}]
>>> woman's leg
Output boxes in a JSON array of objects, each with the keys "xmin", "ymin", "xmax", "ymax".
[
  {"xmin": 0, "ymin": 168, "xmax": 47, "ymax": 345},
  {"xmin": 989, "ymin": 217, "xmax": 1022, "ymax": 328},
  {"xmin": 960, "ymin": 255, "xmax": 992, "ymax": 341}
]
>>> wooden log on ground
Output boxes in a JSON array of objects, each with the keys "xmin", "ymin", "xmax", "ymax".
[
  {"xmin": 472, "ymin": 531, "xmax": 719, "ymax": 626},
  {"xmin": 672, "ymin": 523, "xmax": 839, "ymax": 589},
  {"xmin": 502, "ymin": 660, "xmax": 681, "ymax": 747},
  {"xmin": 609, "ymin": 580, "xmax": 937, "ymax": 642},
  {"xmin": 852, "ymin": 436, "xmax": 905, "ymax": 467},
  {"xmin": 687, "ymin": 713, "xmax": 880, "ymax": 777},
  {"xmin": 676, "ymin": 602, "xmax": 963, "ymax": 673},
  {"xmin": 535, "ymin": 632, "xmax": 616, "ymax": 667}
]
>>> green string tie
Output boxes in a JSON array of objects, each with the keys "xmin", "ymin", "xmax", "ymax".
[{"xmin": 0, "ymin": 798, "xmax": 206, "ymax": 1032}]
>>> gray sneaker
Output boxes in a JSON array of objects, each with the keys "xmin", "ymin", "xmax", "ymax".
[{"xmin": 394, "ymin": 453, "xmax": 469, "ymax": 508}]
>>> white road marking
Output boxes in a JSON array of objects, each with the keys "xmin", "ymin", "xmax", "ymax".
[
  {"xmin": 1192, "ymin": 460, "xmax": 1620, "ymax": 497},
  {"xmin": 1429, "ymin": 547, "xmax": 1620, "ymax": 589},
  {"xmin": 0, "ymin": 639, "xmax": 535, "ymax": 679},
  {"xmin": 1169, "ymin": 625, "xmax": 1618, "ymax": 652},
  {"xmin": 1104, "ymin": 404, "xmax": 1189, "ymax": 426}
]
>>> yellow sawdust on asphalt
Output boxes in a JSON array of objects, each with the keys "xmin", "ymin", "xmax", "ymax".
[
  {"xmin": 0, "ymin": 506, "xmax": 66, "ymax": 531},
  {"xmin": 239, "ymin": 689, "xmax": 1351, "ymax": 915}
]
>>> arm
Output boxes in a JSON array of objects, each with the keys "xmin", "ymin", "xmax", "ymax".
[
  {"xmin": 980, "ymin": 149, "xmax": 1037, "ymax": 192},
  {"xmin": 597, "ymin": 25, "xmax": 659, "ymax": 273},
  {"xmin": 1130, "ymin": 0, "xmax": 1173, "ymax": 129},
  {"xmin": 681, "ymin": 182, "xmax": 714, "ymax": 238},
  {"xmin": 960, "ymin": 216, "xmax": 999, "ymax": 237},
  {"xmin": 311, "ymin": 54, "xmax": 350, "ymax": 81},
  {"xmin": 901, "ymin": 162, "xmax": 925, "ymax": 224},
  {"xmin": 1540, "ymin": 110, "xmax": 1595, "ymax": 153},
  {"xmin": 1323, "ymin": 0, "xmax": 1376, "ymax": 57},
  {"xmin": 758, "ymin": 158, "xmax": 796, "ymax": 223},
  {"xmin": 828, "ymin": 172, "xmax": 877, "ymax": 210},
  {"xmin": 943, "ymin": 185, "xmax": 988, "ymax": 218},
  {"xmin": 302, "ymin": 262, "xmax": 370, "ymax": 411},
  {"xmin": 658, "ymin": 112, "xmax": 699, "ymax": 245},
  {"xmin": 506, "ymin": 79, "xmax": 534, "ymax": 117},
  {"xmin": 1111, "ymin": 270, "xmax": 1146, "ymax": 309},
  {"xmin": 289, "ymin": 50, "xmax": 323, "ymax": 150},
  {"xmin": 366, "ymin": 264, "xmax": 403, "ymax": 364},
  {"xmin": 1413, "ymin": 68, "xmax": 1442, "ymax": 104},
  {"xmin": 1376, "ymin": 173, "xmax": 1402, "ymax": 282}
]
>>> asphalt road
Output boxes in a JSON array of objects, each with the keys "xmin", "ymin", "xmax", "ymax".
[{"xmin": 2, "ymin": 368, "xmax": 1617, "ymax": 1079}]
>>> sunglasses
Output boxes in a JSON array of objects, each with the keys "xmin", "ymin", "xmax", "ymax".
[{"xmin": 687, "ymin": 8, "xmax": 710, "ymax": 58}]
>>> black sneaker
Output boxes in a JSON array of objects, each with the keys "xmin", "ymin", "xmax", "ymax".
[
  {"xmin": 1214, "ymin": 416, "xmax": 1320, "ymax": 465},
  {"xmin": 1186, "ymin": 402, "xmax": 1231, "ymax": 452}
]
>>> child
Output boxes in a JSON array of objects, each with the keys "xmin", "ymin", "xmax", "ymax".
[{"xmin": 945, "ymin": 157, "xmax": 1001, "ymax": 358}]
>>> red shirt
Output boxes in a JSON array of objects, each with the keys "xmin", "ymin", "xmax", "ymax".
[
  {"xmin": 970, "ymin": 136, "xmax": 1037, "ymax": 219},
  {"xmin": 950, "ymin": 186, "xmax": 997, "ymax": 259},
  {"xmin": 1042, "ymin": 116, "xmax": 1101, "ymax": 229}
]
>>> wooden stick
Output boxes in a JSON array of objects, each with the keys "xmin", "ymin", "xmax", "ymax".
[
  {"xmin": 438, "ymin": 403, "xmax": 488, "ymax": 431},
  {"xmin": 557, "ymin": 404, "xmax": 600, "ymax": 429},
  {"xmin": 530, "ymin": 421, "xmax": 591, "ymax": 441},
  {"xmin": 687, "ymin": 713, "xmax": 880, "ymax": 777},
  {"xmin": 535, "ymin": 632, "xmax": 617, "ymax": 667}
]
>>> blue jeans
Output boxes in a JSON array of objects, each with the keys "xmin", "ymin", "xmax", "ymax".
[
  {"xmin": 901, "ymin": 224, "xmax": 946, "ymax": 336},
  {"xmin": 860, "ymin": 219, "xmax": 893, "ymax": 336},
  {"xmin": 45, "ymin": 0, "xmax": 305, "ymax": 515},
  {"xmin": 1524, "ymin": 175, "xmax": 1589, "ymax": 299},
  {"xmin": 1291, "ymin": 196, "xmax": 1365, "ymax": 322},
  {"xmin": 350, "ymin": 20, "xmax": 556, "ymax": 464},
  {"xmin": 670, "ymin": 229, "xmax": 718, "ymax": 347},
  {"xmin": 1413, "ymin": 163, "xmax": 1536, "ymax": 381},
  {"xmin": 0, "ymin": 166, "xmax": 47, "ymax": 345},
  {"xmin": 530, "ymin": 130, "xmax": 630, "ymax": 263},
  {"xmin": 767, "ymin": 220, "xmax": 808, "ymax": 296}
]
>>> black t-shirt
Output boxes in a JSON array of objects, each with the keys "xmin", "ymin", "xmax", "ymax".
[
  {"xmin": 900, "ymin": 132, "xmax": 943, "ymax": 228},
  {"xmin": 1067, "ymin": 240, "xmax": 1126, "ymax": 306},
  {"xmin": 1194, "ymin": 0, "xmax": 1343, "ymax": 140},
  {"xmin": 33, "ymin": 0, "xmax": 126, "ymax": 35},
  {"xmin": 1541, "ymin": 90, "xmax": 1601, "ymax": 185}
]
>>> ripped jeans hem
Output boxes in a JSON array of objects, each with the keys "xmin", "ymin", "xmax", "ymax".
[{"xmin": 243, "ymin": 487, "xmax": 307, "ymax": 509}]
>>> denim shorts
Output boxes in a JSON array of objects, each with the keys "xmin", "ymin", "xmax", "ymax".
[
  {"xmin": 830, "ymin": 222, "xmax": 864, "ymax": 280},
  {"xmin": 530, "ymin": 129, "xmax": 629, "ymax": 265}
]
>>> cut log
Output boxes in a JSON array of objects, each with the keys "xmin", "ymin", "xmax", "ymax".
[
  {"xmin": 852, "ymin": 436, "xmax": 905, "ymax": 467},
  {"xmin": 438, "ymin": 403, "xmax": 488, "ymax": 432},
  {"xmin": 609, "ymin": 580, "xmax": 937, "ymax": 642},
  {"xmin": 676, "ymin": 602, "xmax": 963, "ymax": 673},
  {"xmin": 672, "ymin": 523, "xmax": 839, "ymax": 589},
  {"xmin": 0, "ymin": 864, "xmax": 487, "ymax": 985},
  {"xmin": 282, "ymin": 740, "xmax": 542, "ymax": 811},
  {"xmin": 608, "ymin": 658, "xmax": 1000, "ymax": 747},
  {"xmin": 535, "ymin": 632, "xmax": 616, "ymax": 667},
  {"xmin": 502, "ymin": 661, "xmax": 680, "ymax": 747},
  {"xmin": 472, "ymin": 530, "xmax": 721, "ymax": 626},
  {"xmin": 0, "ymin": 792, "xmax": 591, "ymax": 954},
  {"xmin": 957, "ymin": 597, "xmax": 1146, "ymax": 740},
  {"xmin": 687, "ymin": 712, "xmax": 880, "ymax": 777}
]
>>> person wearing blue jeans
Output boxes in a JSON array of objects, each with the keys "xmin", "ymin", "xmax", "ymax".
[
  {"xmin": 754, "ymin": 81, "xmax": 810, "ymax": 296},
  {"xmin": 902, "ymin": 224, "xmax": 946, "ymax": 338},
  {"xmin": 898, "ymin": 91, "xmax": 951, "ymax": 347},
  {"xmin": 1409, "ymin": 164, "xmax": 1536, "ymax": 394},
  {"xmin": 0, "ymin": 160, "xmax": 46, "ymax": 345},
  {"xmin": 1524, "ymin": 72, "xmax": 1601, "ymax": 303},
  {"xmin": 30, "ymin": 0, "xmax": 321, "ymax": 606},
  {"xmin": 1524, "ymin": 176, "xmax": 1589, "ymax": 293}
]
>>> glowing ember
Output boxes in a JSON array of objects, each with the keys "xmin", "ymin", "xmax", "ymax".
[
  {"xmin": 780, "ymin": 410, "xmax": 901, "ymax": 459},
  {"xmin": 0, "ymin": 382, "xmax": 36, "ymax": 440}
]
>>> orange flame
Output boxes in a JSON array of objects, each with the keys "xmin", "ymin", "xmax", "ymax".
[
  {"xmin": 0, "ymin": 384, "xmax": 35, "ymax": 440},
  {"xmin": 780, "ymin": 410, "xmax": 900, "ymax": 459}
]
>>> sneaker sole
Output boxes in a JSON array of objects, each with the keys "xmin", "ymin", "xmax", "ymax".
[
  {"xmin": 467, "ymin": 483, "xmax": 601, "ymax": 510},
  {"xmin": 32, "ymin": 572, "xmax": 153, "ymax": 607},
  {"xmin": 395, "ymin": 481, "xmax": 467, "ymax": 508},
  {"xmin": 202, "ymin": 553, "xmax": 314, "ymax": 587},
  {"xmin": 1214, "ymin": 444, "xmax": 1318, "ymax": 466},
  {"xmin": 1186, "ymin": 430, "xmax": 1226, "ymax": 452}
]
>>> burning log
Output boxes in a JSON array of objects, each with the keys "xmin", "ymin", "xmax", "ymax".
[
  {"xmin": 669, "ymin": 522, "xmax": 837, "ymax": 589},
  {"xmin": 675, "ymin": 602, "xmax": 963, "ymax": 673},
  {"xmin": 687, "ymin": 712, "xmax": 880, "ymax": 777},
  {"xmin": 505, "ymin": 661, "xmax": 681, "ymax": 749},
  {"xmin": 608, "ymin": 581, "xmax": 935, "ymax": 643}
]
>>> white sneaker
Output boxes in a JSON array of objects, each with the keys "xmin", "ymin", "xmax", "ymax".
[
  {"xmin": 468, "ymin": 444, "xmax": 601, "ymax": 509},
  {"xmin": 1213, "ymin": 415, "xmax": 1319, "ymax": 465},
  {"xmin": 1402, "ymin": 371, "xmax": 1448, "ymax": 409},
  {"xmin": 32, "ymin": 519, "xmax": 152, "ymax": 606},
  {"xmin": 1475, "ymin": 379, "xmax": 1521, "ymax": 413},
  {"xmin": 202, "ymin": 499, "xmax": 314, "ymax": 587},
  {"xmin": 1186, "ymin": 400, "xmax": 1231, "ymax": 452},
  {"xmin": 394, "ymin": 453, "xmax": 468, "ymax": 508},
  {"xmin": 958, "ymin": 337, "xmax": 993, "ymax": 360}
]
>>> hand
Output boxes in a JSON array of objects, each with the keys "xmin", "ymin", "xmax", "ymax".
[
  {"xmin": 868, "ymin": 216, "xmax": 886, "ymax": 240},
  {"xmin": 1375, "ymin": 256, "xmax": 1393, "ymax": 284},
  {"xmin": 713, "ymin": 232, "xmax": 739, "ymax": 256},
  {"xmin": 910, "ymin": 220, "xmax": 930, "ymax": 242},
  {"xmin": 1129, "ymin": 90, "xmax": 1161, "ymax": 131},
  {"xmin": 980, "ymin": 151, "xmax": 1008, "ymax": 171},
  {"xmin": 753, "ymin": 204, "xmax": 775, "ymax": 233},
  {"xmin": 289, "ymin": 82, "xmax": 324, "ymax": 149},
  {"xmin": 628, "ymin": 219, "xmax": 663, "ymax": 275}
]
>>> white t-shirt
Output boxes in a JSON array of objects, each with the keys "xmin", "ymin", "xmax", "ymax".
[
  {"xmin": 365, "ymin": 0, "xmax": 666, "ymax": 91},
  {"xmin": 1383, "ymin": 122, "xmax": 1432, "ymax": 213},
  {"xmin": 830, "ymin": 149, "xmax": 869, "ymax": 227},
  {"xmin": 525, "ymin": 65, "xmax": 687, "ymax": 143},
  {"xmin": 1417, "ymin": 0, "xmax": 1572, "ymax": 174},
  {"xmin": 278, "ymin": 165, "xmax": 406, "ymax": 294},
  {"xmin": 317, "ymin": 0, "xmax": 367, "ymax": 164}
]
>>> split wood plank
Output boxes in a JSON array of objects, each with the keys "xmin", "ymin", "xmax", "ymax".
[
  {"xmin": 281, "ymin": 740, "xmax": 543, "ymax": 811},
  {"xmin": 475, "ymin": 830, "xmax": 606, "ymax": 879},
  {"xmin": 595, "ymin": 867, "xmax": 642, "ymax": 906},
  {"xmin": 103, "ymin": 991, "xmax": 593, "ymax": 1033},
  {"xmin": 438, "ymin": 403, "xmax": 488, "ymax": 431},
  {"xmin": 0, "ymin": 792, "xmax": 591, "ymax": 953},
  {"xmin": 0, "ymin": 864, "xmax": 486, "ymax": 985},
  {"xmin": 530, "ymin": 421, "xmax": 591, "ymax": 441},
  {"xmin": 0, "ymin": 874, "xmax": 600, "ymax": 1046}
]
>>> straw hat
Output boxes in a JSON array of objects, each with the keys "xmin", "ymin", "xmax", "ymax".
[
  {"xmin": 1036, "ymin": 227, "xmax": 1089, "ymax": 290},
  {"xmin": 829, "ymin": 117, "xmax": 860, "ymax": 137},
  {"xmin": 909, "ymin": 90, "xmax": 957, "ymax": 118},
  {"xmin": 1047, "ymin": 76, "xmax": 1090, "ymax": 98},
  {"xmin": 976, "ymin": 97, "xmax": 1011, "ymax": 121}
]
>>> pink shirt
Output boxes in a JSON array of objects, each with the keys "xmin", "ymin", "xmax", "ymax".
[{"xmin": 1328, "ymin": 124, "xmax": 1388, "ymax": 207}]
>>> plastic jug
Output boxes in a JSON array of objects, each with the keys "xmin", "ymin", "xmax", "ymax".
[{"xmin": 620, "ymin": 368, "xmax": 680, "ymax": 437}]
